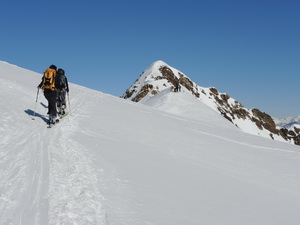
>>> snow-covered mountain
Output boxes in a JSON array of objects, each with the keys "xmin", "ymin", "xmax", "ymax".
[
  {"xmin": 1, "ymin": 60, "xmax": 300, "ymax": 225},
  {"xmin": 274, "ymin": 116, "xmax": 300, "ymax": 129},
  {"xmin": 122, "ymin": 60, "xmax": 300, "ymax": 146}
]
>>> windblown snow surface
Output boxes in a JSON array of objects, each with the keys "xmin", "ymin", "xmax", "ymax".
[{"xmin": 1, "ymin": 61, "xmax": 300, "ymax": 225}]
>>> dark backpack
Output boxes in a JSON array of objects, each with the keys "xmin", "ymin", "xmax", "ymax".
[{"xmin": 57, "ymin": 69, "xmax": 67, "ymax": 89}]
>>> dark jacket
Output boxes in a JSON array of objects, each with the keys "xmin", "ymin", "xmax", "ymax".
[{"xmin": 55, "ymin": 69, "xmax": 69, "ymax": 92}]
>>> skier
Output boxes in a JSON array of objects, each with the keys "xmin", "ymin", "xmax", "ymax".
[
  {"xmin": 174, "ymin": 83, "xmax": 181, "ymax": 92},
  {"xmin": 55, "ymin": 68, "xmax": 69, "ymax": 117},
  {"xmin": 38, "ymin": 65, "xmax": 58, "ymax": 125}
]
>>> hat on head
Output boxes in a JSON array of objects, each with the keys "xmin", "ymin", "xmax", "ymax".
[
  {"xmin": 57, "ymin": 68, "xmax": 65, "ymax": 75},
  {"xmin": 49, "ymin": 65, "xmax": 57, "ymax": 70}
]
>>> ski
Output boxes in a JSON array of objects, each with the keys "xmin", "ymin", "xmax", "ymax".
[
  {"xmin": 47, "ymin": 119, "xmax": 60, "ymax": 128},
  {"xmin": 59, "ymin": 112, "xmax": 69, "ymax": 119},
  {"xmin": 46, "ymin": 111, "xmax": 68, "ymax": 128}
]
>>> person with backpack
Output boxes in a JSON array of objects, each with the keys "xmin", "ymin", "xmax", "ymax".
[
  {"xmin": 55, "ymin": 68, "xmax": 69, "ymax": 116},
  {"xmin": 38, "ymin": 65, "xmax": 58, "ymax": 125}
]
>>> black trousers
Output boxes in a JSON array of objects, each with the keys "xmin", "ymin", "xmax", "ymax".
[
  {"xmin": 44, "ymin": 89, "xmax": 57, "ymax": 117},
  {"xmin": 57, "ymin": 89, "xmax": 66, "ymax": 108}
]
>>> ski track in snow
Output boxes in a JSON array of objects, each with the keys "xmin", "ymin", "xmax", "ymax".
[
  {"xmin": 0, "ymin": 79, "xmax": 107, "ymax": 224},
  {"xmin": 47, "ymin": 95, "xmax": 107, "ymax": 225},
  {"xmin": 187, "ymin": 128, "xmax": 297, "ymax": 153}
]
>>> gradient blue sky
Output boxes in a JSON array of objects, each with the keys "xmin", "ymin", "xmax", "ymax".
[{"xmin": 1, "ymin": 0, "xmax": 299, "ymax": 118}]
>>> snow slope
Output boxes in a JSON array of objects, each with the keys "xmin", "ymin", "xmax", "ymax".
[{"xmin": 1, "ymin": 61, "xmax": 300, "ymax": 225}]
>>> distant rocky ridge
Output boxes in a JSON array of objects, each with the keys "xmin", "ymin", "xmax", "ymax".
[{"xmin": 122, "ymin": 61, "xmax": 300, "ymax": 146}]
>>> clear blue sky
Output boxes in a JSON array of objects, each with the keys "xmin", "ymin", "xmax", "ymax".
[{"xmin": 1, "ymin": 0, "xmax": 299, "ymax": 118}]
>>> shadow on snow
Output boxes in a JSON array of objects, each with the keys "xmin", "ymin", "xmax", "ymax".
[{"xmin": 25, "ymin": 107, "xmax": 48, "ymax": 123}]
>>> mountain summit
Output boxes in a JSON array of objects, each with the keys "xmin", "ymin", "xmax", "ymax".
[{"xmin": 122, "ymin": 60, "xmax": 300, "ymax": 146}]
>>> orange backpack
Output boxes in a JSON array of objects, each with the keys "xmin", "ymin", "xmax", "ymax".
[{"xmin": 42, "ymin": 68, "xmax": 56, "ymax": 90}]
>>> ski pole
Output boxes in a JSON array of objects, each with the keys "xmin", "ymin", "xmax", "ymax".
[
  {"xmin": 67, "ymin": 91, "xmax": 71, "ymax": 115},
  {"xmin": 33, "ymin": 88, "xmax": 40, "ymax": 119}
]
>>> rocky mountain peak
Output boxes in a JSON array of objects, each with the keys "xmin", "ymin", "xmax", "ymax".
[{"xmin": 121, "ymin": 61, "xmax": 300, "ymax": 146}]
